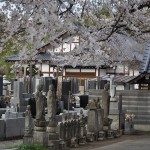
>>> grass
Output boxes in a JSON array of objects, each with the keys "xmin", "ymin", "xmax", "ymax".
[
  {"xmin": 18, "ymin": 144, "xmax": 49, "ymax": 150},
  {"xmin": 6, "ymin": 144, "xmax": 49, "ymax": 150},
  {"xmin": 7, "ymin": 145, "xmax": 19, "ymax": 149}
]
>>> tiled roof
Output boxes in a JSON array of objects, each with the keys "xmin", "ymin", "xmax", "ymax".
[
  {"xmin": 35, "ymin": 53, "xmax": 51, "ymax": 61},
  {"xmin": 100, "ymin": 75, "xmax": 137, "ymax": 84},
  {"xmin": 140, "ymin": 43, "xmax": 150, "ymax": 73},
  {"xmin": 113, "ymin": 75, "xmax": 137, "ymax": 84},
  {"xmin": 5, "ymin": 53, "xmax": 51, "ymax": 62},
  {"xmin": 5, "ymin": 55, "xmax": 20, "ymax": 61}
]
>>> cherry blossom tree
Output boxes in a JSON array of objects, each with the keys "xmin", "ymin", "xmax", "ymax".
[{"xmin": 0, "ymin": 0, "xmax": 150, "ymax": 68}]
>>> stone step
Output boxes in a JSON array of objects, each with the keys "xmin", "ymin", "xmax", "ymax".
[
  {"xmin": 126, "ymin": 110, "xmax": 150, "ymax": 115},
  {"xmin": 133, "ymin": 120, "xmax": 150, "ymax": 125},
  {"xmin": 122, "ymin": 96, "xmax": 150, "ymax": 100},
  {"xmin": 123, "ymin": 106, "xmax": 150, "ymax": 111},
  {"xmin": 89, "ymin": 90, "xmax": 150, "ymax": 97},
  {"xmin": 134, "ymin": 115, "xmax": 150, "ymax": 120},
  {"xmin": 122, "ymin": 101, "xmax": 150, "ymax": 106}
]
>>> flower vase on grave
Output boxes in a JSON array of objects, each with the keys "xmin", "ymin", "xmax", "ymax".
[{"xmin": 124, "ymin": 120, "xmax": 134, "ymax": 135}]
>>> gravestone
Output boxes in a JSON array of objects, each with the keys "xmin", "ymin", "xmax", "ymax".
[
  {"xmin": 11, "ymin": 80, "xmax": 28, "ymax": 112},
  {"xmin": 99, "ymin": 80, "xmax": 107, "ymax": 89},
  {"xmin": 71, "ymin": 78, "xmax": 79, "ymax": 94},
  {"xmin": 110, "ymin": 75, "xmax": 116, "ymax": 102},
  {"xmin": 87, "ymin": 100, "xmax": 98, "ymax": 133},
  {"xmin": 62, "ymin": 80, "xmax": 71, "ymax": 95},
  {"xmin": 0, "ymin": 76, "xmax": 3, "ymax": 96},
  {"xmin": 28, "ymin": 98, "xmax": 36, "ymax": 118},
  {"xmin": 43, "ymin": 77, "xmax": 57, "ymax": 94},
  {"xmin": 109, "ymin": 94, "xmax": 123, "ymax": 132},
  {"xmin": 88, "ymin": 80, "xmax": 96, "ymax": 89},
  {"xmin": 80, "ymin": 95, "xmax": 88, "ymax": 108}
]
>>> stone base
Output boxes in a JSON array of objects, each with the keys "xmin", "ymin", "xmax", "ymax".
[
  {"xmin": 70, "ymin": 137, "xmax": 78, "ymax": 148},
  {"xmin": 79, "ymin": 136, "xmax": 86, "ymax": 146},
  {"xmin": 48, "ymin": 132, "xmax": 59, "ymax": 140},
  {"xmin": 110, "ymin": 97, "xmax": 117, "ymax": 102},
  {"xmin": 23, "ymin": 136, "xmax": 33, "ymax": 144},
  {"xmin": 47, "ymin": 126, "xmax": 57, "ymax": 133},
  {"xmin": 98, "ymin": 131, "xmax": 105, "ymax": 141},
  {"xmin": 34, "ymin": 120, "xmax": 47, "ymax": 128},
  {"xmin": 108, "ymin": 114, "xmax": 119, "ymax": 130},
  {"xmin": 34, "ymin": 126, "xmax": 46, "ymax": 132},
  {"xmin": 114, "ymin": 130, "xmax": 121, "ymax": 138},
  {"xmin": 107, "ymin": 130, "xmax": 115, "ymax": 139},
  {"xmin": 59, "ymin": 140, "xmax": 66, "ymax": 149},
  {"xmin": 86, "ymin": 132, "xmax": 95, "ymax": 142},
  {"xmin": 48, "ymin": 140, "xmax": 61, "ymax": 150},
  {"xmin": 33, "ymin": 131, "xmax": 48, "ymax": 146}
]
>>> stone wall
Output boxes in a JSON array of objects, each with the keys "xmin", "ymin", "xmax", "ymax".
[{"xmin": 89, "ymin": 89, "xmax": 150, "ymax": 131}]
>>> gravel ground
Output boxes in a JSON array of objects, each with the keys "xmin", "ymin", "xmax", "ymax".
[
  {"xmin": 0, "ymin": 139, "xmax": 22, "ymax": 150},
  {"xmin": 0, "ymin": 131, "xmax": 150, "ymax": 150}
]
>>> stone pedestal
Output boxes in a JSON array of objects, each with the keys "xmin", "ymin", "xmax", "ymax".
[
  {"xmin": 124, "ymin": 121, "xmax": 134, "ymax": 135},
  {"xmin": 47, "ymin": 132, "xmax": 59, "ymax": 141},
  {"xmin": 110, "ymin": 97, "xmax": 117, "ymax": 102},
  {"xmin": 70, "ymin": 137, "xmax": 78, "ymax": 148},
  {"xmin": 34, "ymin": 126, "xmax": 46, "ymax": 132},
  {"xmin": 86, "ymin": 132, "xmax": 95, "ymax": 142},
  {"xmin": 107, "ymin": 130, "xmax": 115, "ymax": 139},
  {"xmin": 79, "ymin": 136, "xmax": 86, "ymax": 146},
  {"xmin": 33, "ymin": 131, "xmax": 48, "ymax": 146},
  {"xmin": 97, "ymin": 108, "xmax": 104, "ymax": 131},
  {"xmin": 47, "ymin": 127, "xmax": 61, "ymax": 150},
  {"xmin": 109, "ymin": 100, "xmax": 120, "ymax": 130},
  {"xmin": 109, "ymin": 113, "xmax": 119, "ymax": 130},
  {"xmin": 98, "ymin": 131, "xmax": 105, "ymax": 141},
  {"xmin": 23, "ymin": 136, "xmax": 33, "ymax": 144},
  {"xmin": 87, "ymin": 109, "xmax": 98, "ymax": 133},
  {"xmin": 109, "ymin": 110, "xmax": 125, "ymax": 131}
]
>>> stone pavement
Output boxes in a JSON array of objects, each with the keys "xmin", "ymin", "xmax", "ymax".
[
  {"xmin": 91, "ymin": 137, "xmax": 150, "ymax": 150},
  {"xmin": 70, "ymin": 132, "xmax": 150, "ymax": 150}
]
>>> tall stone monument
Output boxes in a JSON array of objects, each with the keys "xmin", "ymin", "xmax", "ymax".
[
  {"xmin": 110, "ymin": 75, "xmax": 116, "ymax": 102},
  {"xmin": 23, "ymin": 105, "xmax": 33, "ymax": 144},
  {"xmin": 87, "ymin": 99, "xmax": 105, "ymax": 141},
  {"xmin": 47, "ymin": 84, "xmax": 60, "ymax": 150},
  {"xmin": 33, "ymin": 84, "xmax": 47, "ymax": 146},
  {"xmin": 79, "ymin": 109, "xmax": 86, "ymax": 145},
  {"xmin": 109, "ymin": 76, "xmax": 122, "ymax": 133},
  {"xmin": 101, "ymin": 83, "xmax": 110, "ymax": 126},
  {"xmin": 34, "ymin": 84, "xmax": 46, "ymax": 130}
]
